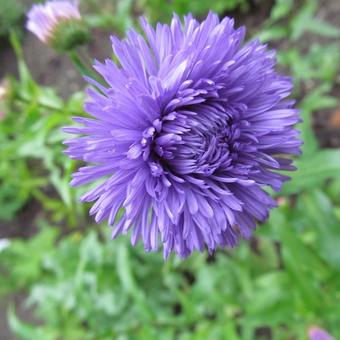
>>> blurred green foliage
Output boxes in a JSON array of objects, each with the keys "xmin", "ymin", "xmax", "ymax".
[
  {"xmin": 0, "ymin": 34, "xmax": 86, "ymax": 224},
  {"xmin": 138, "ymin": 0, "xmax": 250, "ymax": 22},
  {"xmin": 0, "ymin": 0, "xmax": 340, "ymax": 339},
  {"xmin": 0, "ymin": 0, "xmax": 24, "ymax": 38},
  {"xmin": 2, "ymin": 188, "xmax": 340, "ymax": 339}
]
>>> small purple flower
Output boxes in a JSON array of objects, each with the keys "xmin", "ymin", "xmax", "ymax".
[
  {"xmin": 308, "ymin": 326, "xmax": 334, "ymax": 340},
  {"xmin": 64, "ymin": 13, "xmax": 301, "ymax": 258},
  {"xmin": 27, "ymin": 0, "xmax": 81, "ymax": 44}
]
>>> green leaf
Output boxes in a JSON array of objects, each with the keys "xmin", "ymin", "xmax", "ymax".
[
  {"xmin": 8, "ymin": 306, "xmax": 54, "ymax": 340},
  {"xmin": 0, "ymin": 227, "xmax": 58, "ymax": 293},
  {"xmin": 282, "ymin": 150, "xmax": 340, "ymax": 194},
  {"xmin": 116, "ymin": 240, "xmax": 154, "ymax": 321},
  {"xmin": 290, "ymin": 0, "xmax": 317, "ymax": 40},
  {"xmin": 300, "ymin": 190, "xmax": 340, "ymax": 269},
  {"xmin": 306, "ymin": 19, "xmax": 340, "ymax": 38},
  {"xmin": 270, "ymin": 0, "xmax": 294, "ymax": 21},
  {"xmin": 257, "ymin": 26, "xmax": 289, "ymax": 42}
]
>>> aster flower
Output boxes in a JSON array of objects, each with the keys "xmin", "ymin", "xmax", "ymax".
[
  {"xmin": 64, "ymin": 13, "xmax": 301, "ymax": 258},
  {"xmin": 308, "ymin": 326, "xmax": 334, "ymax": 340},
  {"xmin": 26, "ymin": 0, "xmax": 88, "ymax": 51}
]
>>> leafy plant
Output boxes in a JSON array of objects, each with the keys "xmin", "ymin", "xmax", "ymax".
[
  {"xmin": 0, "ymin": 0, "xmax": 24, "ymax": 38},
  {"xmin": 2, "ymin": 197, "xmax": 340, "ymax": 339},
  {"xmin": 0, "ymin": 35, "xmax": 86, "ymax": 223},
  {"xmin": 1, "ymin": 0, "xmax": 340, "ymax": 339}
]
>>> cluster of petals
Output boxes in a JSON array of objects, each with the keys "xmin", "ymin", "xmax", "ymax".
[
  {"xmin": 308, "ymin": 326, "xmax": 334, "ymax": 340},
  {"xmin": 64, "ymin": 13, "xmax": 301, "ymax": 258},
  {"xmin": 27, "ymin": 0, "xmax": 80, "ymax": 43}
]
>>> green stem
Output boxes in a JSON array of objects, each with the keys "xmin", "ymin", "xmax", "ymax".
[
  {"xmin": 68, "ymin": 50, "xmax": 103, "ymax": 84},
  {"xmin": 69, "ymin": 50, "xmax": 92, "ymax": 77}
]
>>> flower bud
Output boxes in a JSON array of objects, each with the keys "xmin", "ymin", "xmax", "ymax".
[
  {"xmin": 26, "ymin": 0, "xmax": 89, "ymax": 52},
  {"xmin": 49, "ymin": 19, "xmax": 89, "ymax": 52}
]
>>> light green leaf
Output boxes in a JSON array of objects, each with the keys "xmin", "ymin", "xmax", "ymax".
[{"xmin": 283, "ymin": 150, "xmax": 340, "ymax": 194}]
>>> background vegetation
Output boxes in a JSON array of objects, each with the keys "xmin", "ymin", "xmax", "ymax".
[{"xmin": 0, "ymin": 0, "xmax": 340, "ymax": 339}]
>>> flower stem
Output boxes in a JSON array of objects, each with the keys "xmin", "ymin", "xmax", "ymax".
[{"xmin": 68, "ymin": 50, "xmax": 102, "ymax": 85}]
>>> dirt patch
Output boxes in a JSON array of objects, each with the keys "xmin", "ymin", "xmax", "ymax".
[
  {"xmin": 230, "ymin": 0, "xmax": 274, "ymax": 36},
  {"xmin": 314, "ymin": 85, "xmax": 340, "ymax": 148},
  {"xmin": 0, "ymin": 199, "xmax": 40, "ymax": 239}
]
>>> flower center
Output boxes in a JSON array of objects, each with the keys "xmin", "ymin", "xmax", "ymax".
[{"xmin": 127, "ymin": 103, "xmax": 244, "ymax": 178}]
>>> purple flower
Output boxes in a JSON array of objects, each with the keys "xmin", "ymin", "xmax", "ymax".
[
  {"xmin": 308, "ymin": 326, "xmax": 334, "ymax": 340},
  {"xmin": 64, "ymin": 13, "xmax": 301, "ymax": 258},
  {"xmin": 27, "ymin": 0, "xmax": 81, "ymax": 44}
]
